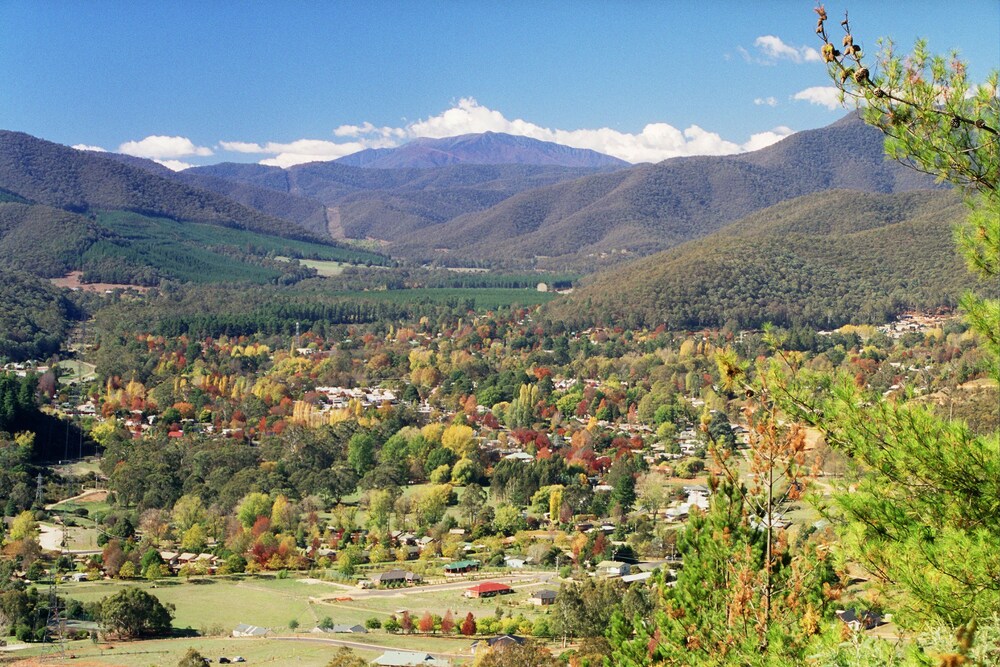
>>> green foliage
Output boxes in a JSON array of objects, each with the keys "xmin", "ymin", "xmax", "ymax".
[
  {"xmin": 0, "ymin": 270, "xmax": 75, "ymax": 361},
  {"xmin": 781, "ymin": 367, "xmax": 1000, "ymax": 626},
  {"xmin": 551, "ymin": 190, "xmax": 974, "ymax": 330},
  {"xmin": 177, "ymin": 648, "xmax": 208, "ymax": 667},
  {"xmin": 323, "ymin": 647, "xmax": 367, "ymax": 667},
  {"xmin": 0, "ymin": 130, "xmax": 322, "ymax": 242},
  {"xmin": 80, "ymin": 210, "xmax": 385, "ymax": 286},
  {"xmin": 99, "ymin": 587, "xmax": 174, "ymax": 638},
  {"xmin": 551, "ymin": 578, "xmax": 624, "ymax": 641}
]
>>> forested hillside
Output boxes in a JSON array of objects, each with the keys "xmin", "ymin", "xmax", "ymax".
[
  {"xmin": 392, "ymin": 114, "xmax": 943, "ymax": 268},
  {"xmin": 0, "ymin": 269, "xmax": 76, "ymax": 360},
  {"xmin": 547, "ymin": 190, "xmax": 977, "ymax": 329},
  {"xmin": 0, "ymin": 202, "xmax": 109, "ymax": 277},
  {"xmin": 98, "ymin": 152, "xmax": 332, "ymax": 238},
  {"xmin": 188, "ymin": 161, "xmax": 622, "ymax": 241},
  {"xmin": 0, "ymin": 131, "xmax": 322, "ymax": 242}
]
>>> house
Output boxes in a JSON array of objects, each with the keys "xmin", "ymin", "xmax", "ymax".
[
  {"xmin": 370, "ymin": 650, "xmax": 449, "ymax": 666},
  {"xmin": 529, "ymin": 589, "xmax": 557, "ymax": 605},
  {"xmin": 232, "ymin": 623, "xmax": 270, "ymax": 637},
  {"xmin": 470, "ymin": 634, "xmax": 526, "ymax": 654},
  {"xmin": 621, "ymin": 571, "xmax": 652, "ymax": 584},
  {"xmin": 371, "ymin": 569, "xmax": 422, "ymax": 586},
  {"xmin": 443, "ymin": 559, "xmax": 480, "ymax": 575},
  {"xmin": 836, "ymin": 609, "xmax": 887, "ymax": 632},
  {"xmin": 464, "ymin": 582, "xmax": 514, "ymax": 598},
  {"xmin": 595, "ymin": 560, "xmax": 631, "ymax": 577},
  {"xmin": 504, "ymin": 556, "xmax": 528, "ymax": 569},
  {"xmin": 313, "ymin": 624, "xmax": 367, "ymax": 634}
]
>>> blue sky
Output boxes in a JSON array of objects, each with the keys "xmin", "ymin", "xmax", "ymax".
[{"xmin": 2, "ymin": 1, "xmax": 997, "ymax": 168}]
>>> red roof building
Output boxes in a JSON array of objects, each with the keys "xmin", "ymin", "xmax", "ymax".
[{"xmin": 464, "ymin": 582, "xmax": 514, "ymax": 598}]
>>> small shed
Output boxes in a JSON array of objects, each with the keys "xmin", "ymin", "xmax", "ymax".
[
  {"xmin": 232, "ymin": 623, "xmax": 270, "ymax": 637},
  {"xmin": 530, "ymin": 589, "xmax": 557, "ymax": 605}
]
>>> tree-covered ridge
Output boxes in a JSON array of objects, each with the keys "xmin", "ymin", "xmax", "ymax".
[
  {"xmin": 97, "ymin": 151, "xmax": 334, "ymax": 239},
  {"xmin": 79, "ymin": 210, "xmax": 389, "ymax": 286},
  {"xmin": 389, "ymin": 113, "xmax": 944, "ymax": 269},
  {"xmin": 0, "ymin": 202, "xmax": 111, "ymax": 278},
  {"xmin": 190, "ymin": 160, "xmax": 625, "ymax": 245},
  {"xmin": 548, "ymin": 189, "xmax": 977, "ymax": 329},
  {"xmin": 0, "ymin": 270, "xmax": 76, "ymax": 361},
  {"xmin": 0, "ymin": 130, "xmax": 324, "ymax": 243},
  {"xmin": 0, "ymin": 199, "xmax": 389, "ymax": 286}
]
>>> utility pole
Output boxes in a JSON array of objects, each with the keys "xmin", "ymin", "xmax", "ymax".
[{"xmin": 45, "ymin": 580, "xmax": 67, "ymax": 659}]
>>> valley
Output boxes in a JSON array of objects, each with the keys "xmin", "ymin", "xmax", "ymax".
[{"xmin": 0, "ymin": 35, "xmax": 996, "ymax": 664}]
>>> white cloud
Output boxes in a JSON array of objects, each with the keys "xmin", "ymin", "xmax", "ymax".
[
  {"xmin": 118, "ymin": 135, "xmax": 213, "ymax": 159},
  {"xmin": 257, "ymin": 139, "xmax": 371, "ymax": 168},
  {"xmin": 754, "ymin": 97, "xmax": 778, "ymax": 107},
  {"xmin": 154, "ymin": 159, "xmax": 195, "ymax": 171},
  {"xmin": 72, "ymin": 143, "xmax": 106, "ymax": 152},
  {"xmin": 792, "ymin": 86, "xmax": 844, "ymax": 110},
  {"xmin": 218, "ymin": 141, "xmax": 266, "ymax": 153},
  {"xmin": 742, "ymin": 126, "xmax": 795, "ymax": 152},
  {"xmin": 753, "ymin": 35, "xmax": 822, "ymax": 64},
  {"xmin": 401, "ymin": 97, "xmax": 790, "ymax": 163},
  {"xmin": 216, "ymin": 97, "xmax": 798, "ymax": 167}
]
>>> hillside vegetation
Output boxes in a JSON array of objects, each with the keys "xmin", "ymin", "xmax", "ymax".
[
  {"xmin": 189, "ymin": 161, "xmax": 622, "ymax": 241},
  {"xmin": 0, "ymin": 131, "xmax": 322, "ymax": 242},
  {"xmin": 393, "ymin": 114, "xmax": 943, "ymax": 268},
  {"xmin": 0, "ymin": 269, "xmax": 76, "ymax": 360},
  {"xmin": 547, "ymin": 190, "xmax": 979, "ymax": 329}
]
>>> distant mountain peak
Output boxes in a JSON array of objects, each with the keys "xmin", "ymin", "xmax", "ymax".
[{"xmin": 335, "ymin": 132, "xmax": 630, "ymax": 169}]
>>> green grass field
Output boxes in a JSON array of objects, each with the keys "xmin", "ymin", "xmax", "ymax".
[
  {"xmin": 34, "ymin": 571, "xmax": 565, "ymax": 665},
  {"xmin": 276, "ymin": 256, "xmax": 348, "ymax": 277}
]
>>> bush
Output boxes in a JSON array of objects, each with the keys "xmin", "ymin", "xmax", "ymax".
[{"xmin": 365, "ymin": 617, "xmax": 382, "ymax": 629}]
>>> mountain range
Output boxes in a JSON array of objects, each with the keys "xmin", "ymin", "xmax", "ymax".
[
  {"xmin": 333, "ymin": 132, "xmax": 630, "ymax": 169},
  {"xmin": 180, "ymin": 115, "xmax": 941, "ymax": 270},
  {"xmin": 387, "ymin": 114, "xmax": 942, "ymax": 268},
  {"xmin": 0, "ymin": 115, "xmax": 964, "ymax": 330}
]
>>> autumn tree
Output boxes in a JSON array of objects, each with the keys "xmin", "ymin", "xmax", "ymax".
[
  {"xmin": 461, "ymin": 612, "xmax": 477, "ymax": 636},
  {"xmin": 418, "ymin": 610, "xmax": 434, "ymax": 633},
  {"xmin": 441, "ymin": 609, "xmax": 455, "ymax": 634}
]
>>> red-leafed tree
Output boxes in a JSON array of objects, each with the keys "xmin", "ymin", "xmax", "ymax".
[
  {"xmin": 441, "ymin": 609, "xmax": 455, "ymax": 634},
  {"xmin": 461, "ymin": 612, "xmax": 477, "ymax": 636},
  {"xmin": 418, "ymin": 611, "xmax": 434, "ymax": 633}
]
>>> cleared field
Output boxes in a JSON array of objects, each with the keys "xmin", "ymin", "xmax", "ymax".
[
  {"xmin": 276, "ymin": 256, "xmax": 348, "ymax": 277},
  {"xmin": 58, "ymin": 571, "xmax": 556, "ymax": 634},
  {"xmin": 6, "ymin": 635, "xmax": 386, "ymax": 666},
  {"xmin": 35, "ymin": 571, "xmax": 566, "ymax": 666}
]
